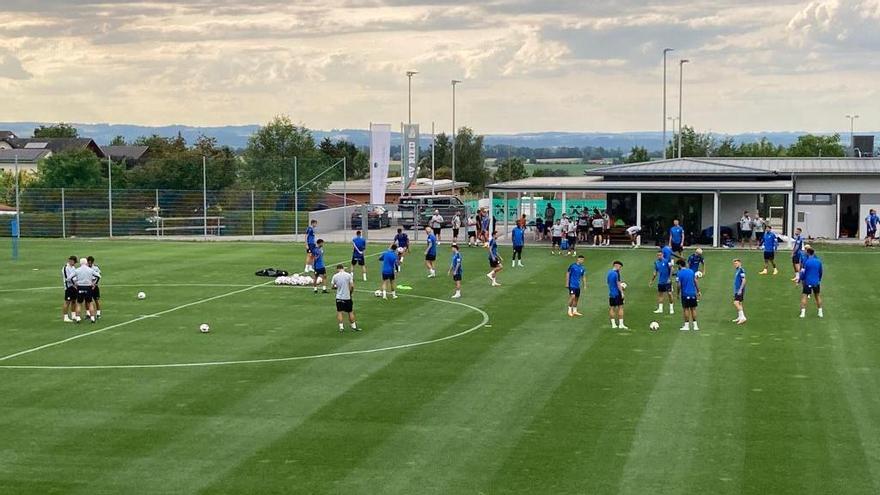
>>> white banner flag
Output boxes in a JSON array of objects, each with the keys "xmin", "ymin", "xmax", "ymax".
[
  {"xmin": 369, "ymin": 123, "xmax": 391, "ymax": 205},
  {"xmin": 402, "ymin": 123, "xmax": 419, "ymax": 193}
]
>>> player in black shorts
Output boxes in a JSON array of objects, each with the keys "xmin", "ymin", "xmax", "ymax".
[{"xmin": 62, "ymin": 256, "xmax": 78, "ymax": 322}]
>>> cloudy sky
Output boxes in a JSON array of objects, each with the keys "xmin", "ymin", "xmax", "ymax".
[{"xmin": 1, "ymin": 0, "xmax": 878, "ymax": 134}]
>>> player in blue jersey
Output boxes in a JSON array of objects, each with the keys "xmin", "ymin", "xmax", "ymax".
[
  {"xmin": 732, "ymin": 258, "xmax": 747, "ymax": 324},
  {"xmin": 393, "ymin": 228, "xmax": 409, "ymax": 270},
  {"xmin": 758, "ymin": 225, "xmax": 779, "ymax": 275},
  {"xmin": 799, "ymin": 247, "xmax": 824, "ymax": 318},
  {"xmin": 790, "ymin": 227, "xmax": 804, "ymax": 281},
  {"xmin": 311, "ymin": 239, "xmax": 328, "ymax": 294},
  {"xmin": 661, "ymin": 244, "xmax": 679, "ymax": 270},
  {"xmin": 650, "ymin": 250, "xmax": 675, "ymax": 315},
  {"xmin": 566, "ymin": 255, "xmax": 586, "ymax": 317},
  {"xmin": 351, "ymin": 230, "xmax": 367, "ymax": 281},
  {"xmin": 511, "ymin": 223, "xmax": 526, "ymax": 267},
  {"xmin": 424, "ymin": 227, "xmax": 438, "ymax": 278},
  {"xmin": 606, "ymin": 260, "xmax": 628, "ymax": 329},
  {"xmin": 669, "ymin": 219, "xmax": 685, "ymax": 256},
  {"xmin": 304, "ymin": 219, "xmax": 318, "ymax": 273},
  {"xmin": 448, "ymin": 243, "xmax": 463, "ymax": 299},
  {"xmin": 486, "ymin": 230, "xmax": 503, "ymax": 286},
  {"xmin": 865, "ymin": 209, "xmax": 879, "ymax": 247},
  {"xmin": 687, "ymin": 248, "xmax": 705, "ymax": 275},
  {"xmin": 676, "ymin": 258, "xmax": 700, "ymax": 331},
  {"xmin": 379, "ymin": 244, "xmax": 399, "ymax": 300}
]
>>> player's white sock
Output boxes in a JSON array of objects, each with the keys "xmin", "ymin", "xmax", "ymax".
[
  {"xmin": 693, "ymin": 321, "xmax": 700, "ymax": 331},
  {"xmin": 818, "ymin": 308, "xmax": 824, "ymax": 318},
  {"xmin": 618, "ymin": 319, "xmax": 625, "ymax": 327},
  {"xmin": 656, "ymin": 303, "xmax": 663, "ymax": 312},
  {"xmin": 610, "ymin": 319, "xmax": 618, "ymax": 328},
  {"xmin": 738, "ymin": 310, "xmax": 745, "ymax": 320},
  {"xmin": 669, "ymin": 304, "xmax": 675, "ymax": 314},
  {"xmin": 382, "ymin": 290, "xmax": 387, "ymax": 298},
  {"xmin": 363, "ymin": 273, "xmax": 367, "ymax": 281},
  {"xmin": 681, "ymin": 322, "xmax": 690, "ymax": 331},
  {"xmin": 567, "ymin": 306, "xmax": 573, "ymax": 316},
  {"xmin": 351, "ymin": 322, "xmax": 357, "ymax": 329},
  {"xmin": 339, "ymin": 323, "xmax": 344, "ymax": 330},
  {"xmin": 96, "ymin": 310, "xmax": 101, "ymax": 316},
  {"xmin": 518, "ymin": 260, "xmax": 523, "ymax": 267},
  {"xmin": 392, "ymin": 291, "xmax": 398, "ymax": 299},
  {"xmin": 799, "ymin": 308, "xmax": 806, "ymax": 318}
]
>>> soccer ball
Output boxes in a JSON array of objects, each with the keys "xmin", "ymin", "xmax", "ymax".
[
  {"xmin": 137, "ymin": 291, "xmax": 146, "ymax": 300},
  {"xmin": 374, "ymin": 290, "xmax": 382, "ymax": 297},
  {"xmin": 199, "ymin": 323, "xmax": 210, "ymax": 333},
  {"xmin": 620, "ymin": 282, "xmax": 628, "ymax": 290},
  {"xmin": 397, "ymin": 247, "xmax": 406, "ymax": 254},
  {"xmin": 649, "ymin": 321, "xmax": 660, "ymax": 331},
  {"xmin": 695, "ymin": 271, "xmax": 703, "ymax": 279}
]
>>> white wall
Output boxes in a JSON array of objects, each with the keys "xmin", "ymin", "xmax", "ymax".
[
  {"xmin": 718, "ymin": 194, "xmax": 758, "ymax": 230},
  {"xmin": 798, "ymin": 176, "xmax": 880, "ymax": 194},
  {"xmin": 795, "ymin": 203, "xmax": 836, "ymax": 239}
]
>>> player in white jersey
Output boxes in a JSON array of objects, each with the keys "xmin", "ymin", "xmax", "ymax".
[
  {"xmin": 331, "ymin": 264, "xmax": 359, "ymax": 332},
  {"xmin": 86, "ymin": 256, "xmax": 102, "ymax": 318},
  {"xmin": 62, "ymin": 256, "xmax": 78, "ymax": 322},
  {"xmin": 71, "ymin": 258, "xmax": 97, "ymax": 323}
]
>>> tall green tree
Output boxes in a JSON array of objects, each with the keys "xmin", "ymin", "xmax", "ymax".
[
  {"xmin": 319, "ymin": 138, "xmax": 369, "ymax": 180},
  {"xmin": 626, "ymin": 146, "xmax": 650, "ymax": 163},
  {"xmin": 452, "ymin": 127, "xmax": 488, "ymax": 192},
  {"xmin": 494, "ymin": 157, "xmax": 528, "ymax": 182},
  {"xmin": 33, "ymin": 123, "xmax": 78, "ymax": 138},
  {"xmin": 665, "ymin": 126, "xmax": 715, "ymax": 158},
  {"xmin": 109, "ymin": 135, "xmax": 127, "ymax": 146},
  {"xmin": 133, "ymin": 134, "xmax": 188, "ymax": 158},
  {"xmin": 737, "ymin": 138, "xmax": 785, "ymax": 157},
  {"xmin": 35, "ymin": 150, "xmax": 104, "ymax": 188},
  {"xmin": 241, "ymin": 116, "xmax": 322, "ymax": 192},
  {"xmin": 786, "ymin": 134, "xmax": 845, "ymax": 157}
]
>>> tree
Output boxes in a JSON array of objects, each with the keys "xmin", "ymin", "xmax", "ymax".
[
  {"xmin": 665, "ymin": 126, "xmax": 716, "ymax": 158},
  {"xmin": 133, "ymin": 134, "xmax": 188, "ymax": 158},
  {"xmin": 626, "ymin": 146, "xmax": 649, "ymax": 163},
  {"xmin": 737, "ymin": 137, "xmax": 785, "ymax": 157},
  {"xmin": 532, "ymin": 168, "xmax": 570, "ymax": 177},
  {"xmin": 786, "ymin": 134, "xmax": 845, "ymax": 157},
  {"xmin": 319, "ymin": 138, "xmax": 369, "ymax": 180},
  {"xmin": 35, "ymin": 150, "xmax": 104, "ymax": 188},
  {"xmin": 33, "ymin": 123, "xmax": 79, "ymax": 138},
  {"xmin": 494, "ymin": 157, "xmax": 528, "ymax": 182},
  {"xmin": 452, "ymin": 127, "xmax": 488, "ymax": 192},
  {"xmin": 127, "ymin": 135, "xmax": 238, "ymax": 190},
  {"xmin": 109, "ymin": 135, "xmax": 127, "ymax": 146},
  {"xmin": 241, "ymin": 115, "xmax": 322, "ymax": 192},
  {"xmin": 714, "ymin": 137, "xmax": 737, "ymax": 157}
]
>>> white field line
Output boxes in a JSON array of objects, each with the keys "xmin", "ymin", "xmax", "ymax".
[
  {"xmin": 0, "ymin": 292, "xmax": 489, "ymax": 370},
  {"xmin": 0, "ymin": 281, "xmax": 273, "ymax": 362}
]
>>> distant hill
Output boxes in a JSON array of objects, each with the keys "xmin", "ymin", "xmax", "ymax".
[{"xmin": 0, "ymin": 122, "xmax": 866, "ymax": 152}]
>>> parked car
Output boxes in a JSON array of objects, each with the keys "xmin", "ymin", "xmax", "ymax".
[
  {"xmin": 398, "ymin": 195, "xmax": 466, "ymax": 229},
  {"xmin": 351, "ymin": 206, "xmax": 391, "ymax": 229}
]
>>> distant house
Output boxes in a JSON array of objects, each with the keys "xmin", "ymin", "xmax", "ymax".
[
  {"xmin": 102, "ymin": 145, "xmax": 150, "ymax": 168},
  {"xmin": 0, "ymin": 131, "xmax": 16, "ymax": 149},
  {"xmin": 0, "ymin": 131, "xmax": 107, "ymax": 173},
  {"xmin": 0, "ymin": 149, "xmax": 52, "ymax": 173}
]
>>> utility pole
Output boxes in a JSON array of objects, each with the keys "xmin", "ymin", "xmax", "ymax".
[
  {"xmin": 662, "ymin": 48, "xmax": 674, "ymax": 159},
  {"xmin": 678, "ymin": 59, "xmax": 690, "ymax": 159}
]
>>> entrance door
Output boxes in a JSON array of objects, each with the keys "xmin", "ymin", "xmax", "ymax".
[{"xmin": 839, "ymin": 194, "xmax": 859, "ymax": 238}]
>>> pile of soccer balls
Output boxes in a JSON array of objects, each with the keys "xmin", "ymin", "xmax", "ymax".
[{"xmin": 274, "ymin": 274, "xmax": 315, "ymax": 286}]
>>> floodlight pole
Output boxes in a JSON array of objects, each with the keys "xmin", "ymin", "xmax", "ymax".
[
  {"xmin": 678, "ymin": 59, "xmax": 689, "ymax": 159},
  {"xmin": 451, "ymin": 79, "xmax": 461, "ymax": 191},
  {"xmin": 845, "ymin": 114, "xmax": 859, "ymax": 157},
  {"xmin": 662, "ymin": 48, "xmax": 674, "ymax": 159},
  {"xmin": 108, "ymin": 155, "xmax": 113, "ymax": 238},
  {"xmin": 294, "ymin": 156, "xmax": 299, "ymax": 237},
  {"xmin": 343, "ymin": 156, "xmax": 347, "ymax": 230},
  {"xmin": 14, "ymin": 154, "xmax": 20, "ymax": 234},
  {"xmin": 406, "ymin": 70, "xmax": 418, "ymax": 124},
  {"xmin": 431, "ymin": 121, "xmax": 436, "ymax": 195}
]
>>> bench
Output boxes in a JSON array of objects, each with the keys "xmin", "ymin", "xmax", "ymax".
[{"xmin": 145, "ymin": 216, "xmax": 225, "ymax": 236}]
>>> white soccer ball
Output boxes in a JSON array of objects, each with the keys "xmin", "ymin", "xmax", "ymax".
[
  {"xmin": 695, "ymin": 271, "xmax": 703, "ymax": 279},
  {"xmin": 649, "ymin": 321, "xmax": 660, "ymax": 331},
  {"xmin": 137, "ymin": 291, "xmax": 146, "ymax": 300},
  {"xmin": 397, "ymin": 247, "xmax": 406, "ymax": 253},
  {"xmin": 374, "ymin": 290, "xmax": 382, "ymax": 297},
  {"xmin": 620, "ymin": 282, "xmax": 628, "ymax": 290},
  {"xmin": 199, "ymin": 323, "xmax": 210, "ymax": 333}
]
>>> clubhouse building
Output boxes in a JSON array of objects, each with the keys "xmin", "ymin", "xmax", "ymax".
[{"xmin": 487, "ymin": 158, "xmax": 880, "ymax": 246}]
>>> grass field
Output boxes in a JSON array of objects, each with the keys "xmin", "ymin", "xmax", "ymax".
[{"xmin": 2, "ymin": 238, "xmax": 880, "ymax": 494}]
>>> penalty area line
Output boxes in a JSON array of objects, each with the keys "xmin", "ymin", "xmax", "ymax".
[{"xmin": 0, "ymin": 281, "xmax": 274, "ymax": 363}]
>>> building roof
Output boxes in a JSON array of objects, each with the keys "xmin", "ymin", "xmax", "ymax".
[
  {"xmin": 488, "ymin": 176, "xmax": 793, "ymax": 192},
  {"xmin": 102, "ymin": 145, "xmax": 149, "ymax": 161},
  {"xmin": 327, "ymin": 178, "xmax": 470, "ymax": 195},
  {"xmin": 0, "ymin": 131, "xmax": 17, "ymax": 140},
  {"xmin": 587, "ymin": 157, "xmax": 880, "ymax": 176},
  {"xmin": 6, "ymin": 137, "xmax": 106, "ymax": 158},
  {"xmin": 0, "ymin": 148, "xmax": 52, "ymax": 163}
]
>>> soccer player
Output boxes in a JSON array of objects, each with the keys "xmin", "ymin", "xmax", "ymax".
[
  {"xmin": 379, "ymin": 244, "xmax": 399, "ymax": 299},
  {"xmin": 790, "ymin": 227, "xmax": 805, "ymax": 281},
  {"xmin": 452, "ymin": 212, "xmax": 462, "ymax": 243},
  {"xmin": 304, "ymin": 219, "xmax": 318, "ymax": 273},
  {"xmin": 351, "ymin": 230, "xmax": 367, "ymax": 281},
  {"xmin": 565, "ymin": 220, "xmax": 577, "ymax": 256},
  {"xmin": 430, "ymin": 209, "xmax": 444, "ymax": 240},
  {"xmin": 393, "ymin": 228, "xmax": 409, "ymax": 269},
  {"xmin": 687, "ymin": 248, "xmax": 705, "ymax": 275},
  {"xmin": 626, "ymin": 225, "xmax": 641, "ymax": 248},
  {"xmin": 759, "ymin": 225, "xmax": 779, "ymax": 275},
  {"xmin": 467, "ymin": 215, "xmax": 477, "ymax": 246},
  {"xmin": 591, "ymin": 214, "xmax": 604, "ymax": 246},
  {"xmin": 799, "ymin": 247, "xmax": 824, "ymax": 318},
  {"xmin": 732, "ymin": 258, "xmax": 747, "ymax": 324},
  {"xmin": 650, "ymin": 250, "xmax": 675, "ymax": 315},
  {"xmin": 312, "ymin": 239, "xmax": 328, "ymax": 294},
  {"xmin": 425, "ymin": 226, "xmax": 438, "ymax": 277},
  {"xmin": 566, "ymin": 255, "xmax": 586, "ymax": 317},
  {"xmin": 550, "ymin": 219, "xmax": 563, "ymax": 254},
  {"xmin": 448, "ymin": 243, "xmax": 463, "ymax": 298},
  {"xmin": 481, "ymin": 212, "xmax": 491, "ymax": 244},
  {"xmin": 62, "ymin": 255, "xmax": 77, "ymax": 322},
  {"xmin": 676, "ymin": 258, "xmax": 700, "ymax": 331},
  {"xmin": 486, "ymin": 231, "xmax": 503, "ymax": 286},
  {"xmin": 331, "ymin": 264, "xmax": 358, "ymax": 332},
  {"xmin": 865, "ymin": 209, "xmax": 879, "ymax": 247},
  {"xmin": 511, "ymin": 222, "xmax": 525, "ymax": 267},
  {"xmin": 739, "ymin": 211, "xmax": 753, "ymax": 248},
  {"xmin": 607, "ymin": 260, "xmax": 627, "ymax": 329},
  {"xmin": 669, "ymin": 219, "xmax": 685, "ymax": 256},
  {"xmin": 86, "ymin": 256, "xmax": 102, "ymax": 319},
  {"xmin": 72, "ymin": 258, "xmax": 97, "ymax": 323}
]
